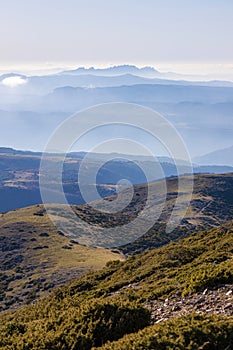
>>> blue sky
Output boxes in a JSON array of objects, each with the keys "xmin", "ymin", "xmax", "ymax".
[{"xmin": 0, "ymin": 0, "xmax": 233, "ymax": 68}]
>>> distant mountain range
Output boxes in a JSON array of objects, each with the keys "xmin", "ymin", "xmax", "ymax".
[
  {"xmin": 0, "ymin": 65, "xmax": 233, "ymax": 158},
  {"xmin": 1, "ymin": 67, "xmax": 233, "ymax": 96},
  {"xmin": 194, "ymin": 145, "xmax": 233, "ymax": 166},
  {"xmin": 61, "ymin": 64, "xmax": 160, "ymax": 77},
  {"xmin": 0, "ymin": 147, "xmax": 233, "ymax": 213}
]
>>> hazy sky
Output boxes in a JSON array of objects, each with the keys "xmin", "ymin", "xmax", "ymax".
[{"xmin": 1, "ymin": 0, "xmax": 233, "ymax": 69}]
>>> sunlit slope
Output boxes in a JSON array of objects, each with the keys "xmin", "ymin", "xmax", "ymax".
[{"xmin": 0, "ymin": 205, "xmax": 124, "ymax": 312}]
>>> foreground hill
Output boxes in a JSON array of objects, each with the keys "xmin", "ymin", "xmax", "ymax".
[
  {"xmin": 0, "ymin": 205, "xmax": 124, "ymax": 312},
  {"xmin": 0, "ymin": 222, "xmax": 232, "ymax": 349}
]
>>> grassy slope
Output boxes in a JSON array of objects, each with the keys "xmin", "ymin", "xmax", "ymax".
[
  {"xmin": 0, "ymin": 205, "xmax": 124, "ymax": 312},
  {"xmin": 0, "ymin": 222, "xmax": 232, "ymax": 349}
]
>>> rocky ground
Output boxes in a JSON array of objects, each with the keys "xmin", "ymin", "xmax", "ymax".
[{"xmin": 145, "ymin": 284, "xmax": 233, "ymax": 324}]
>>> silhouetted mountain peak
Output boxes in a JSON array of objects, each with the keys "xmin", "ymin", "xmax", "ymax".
[{"xmin": 62, "ymin": 65, "xmax": 159, "ymax": 77}]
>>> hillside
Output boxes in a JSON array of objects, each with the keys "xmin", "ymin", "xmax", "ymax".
[
  {"xmin": 0, "ymin": 221, "xmax": 232, "ymax": 349},
  {"xmin": 0, "ymin": 205, "xmax": 124, "ymax": 312},
  {"xmin": 1, "ymin": 173, "xmax": 233, "ymax": 313},
  {"xmin": 71, "ymin": 173, "xmax": 233, "ymax": 253}
]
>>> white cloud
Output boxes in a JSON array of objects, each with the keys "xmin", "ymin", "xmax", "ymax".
[{"xmin": 2, "ymin": 76, "xmax": 27, "ymax": 88}]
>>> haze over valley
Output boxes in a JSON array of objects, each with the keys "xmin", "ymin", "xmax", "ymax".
[{"xmin": 1, "ymin": 65, "xmax": 233, "ymax": 158}]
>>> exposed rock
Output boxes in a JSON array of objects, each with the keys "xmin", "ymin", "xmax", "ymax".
[{"xmin": 145, "ymin": 284, "xmax": 233, "ymax": 324}]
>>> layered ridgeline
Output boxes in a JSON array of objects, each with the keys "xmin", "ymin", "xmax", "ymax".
[
  {"xmin": 1, "ymin": 173, "xmax": 233, "ymax": 311},
  {"xmin": 0, "ymin": 147, "xmax": 233, "ymax": 212},
  {"xmin": 0, "ymin": 221, "xmax": 232, "ymax": 349}
]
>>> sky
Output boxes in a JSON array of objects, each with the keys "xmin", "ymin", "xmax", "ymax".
[{"xmin": 0, "ymin": 0, "xmax": 233, "ymax": 74}]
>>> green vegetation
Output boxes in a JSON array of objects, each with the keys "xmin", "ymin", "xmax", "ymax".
[
  {"xmin": 0, "ymin": 222, "xmax": 232, "ymax": 349},
  {"xmin": 58, "ymin": 221, "xmax": 232, "ymax": 302},
  {"xmin": 0, "ymin": 300, "xmax": 150, "ymax": 350},
  {"xmin": 95, "ymin": 314, "xmax": 233, "ymax": 350}
]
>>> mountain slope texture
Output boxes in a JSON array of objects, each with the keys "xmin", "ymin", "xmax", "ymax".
[{"xmin": 0, "ymin": 221, "xmax": 232, "ymax": 349}]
